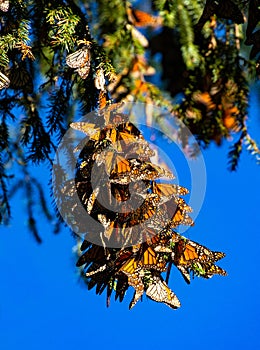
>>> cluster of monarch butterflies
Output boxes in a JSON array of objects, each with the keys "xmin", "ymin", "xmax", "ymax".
[{"xmin": 70, "ymin": 104, "xmax": 227, "ymax": 309}]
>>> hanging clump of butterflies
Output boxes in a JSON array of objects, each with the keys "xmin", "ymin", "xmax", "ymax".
[
  {"xmin": 68, "ymin": 101, "xmax": 227, "ymax": 310},
  {"xmin": 1, "ymin": 0, "xmax": 259, "ymax": 308}
]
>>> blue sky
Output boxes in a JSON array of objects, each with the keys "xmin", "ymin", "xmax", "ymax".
[{"xmin": 1, "ymin": 84, "xmax": 260, "ymax": 350}]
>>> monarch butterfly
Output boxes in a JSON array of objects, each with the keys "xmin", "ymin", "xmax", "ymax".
[
  {"xmin": 111, "ymin": 183, "xmax": 130, "ymax": 202},
  {"xmin": 131, "ymin": 56, "xmax": 156, "ymax": 77},
  {"xmin": 85, "ymin": 263, "xmax": 113, "ymax": 294},
  {"xmin": 222, "ymin": 105, "xmax": 240, "ymax": 132},
  {"xmin": 9, "ymin": 65, "xmax": 32, "ymax": 91},
  {"xmin": 71, "ymin": 111, "xmax": 128, "ymax": 139},
  {"xmin": 66, "ymin": 43, "xmax": 92, "ymax": 68},
  {"xmin": 140, "ymin": 162, "xmax": 174, "ymax": 180},
  {"xmin": 76, "ymin": 244, "xmax": 106, "ymax": 267},
  {"xmin": 161, "ymin": 201, "xmax": 194, "ymax": 230},
  {"xmin": 71, "ymin": 121, "xmax": 139, "ymax": 150},
  {"xmin": 197, "ymin": 262, "xmax": 227, "ymax": 279},
  {"xmin": 146, "ymin": 231, "xmax": 172, "ymax": 253},
  {"xmin": 127, "ymin": 6, "xmax": 163, "ymax": 28},
  {"xmin": 110, "ymin": 158, "xmax": 174, "ymax": 184},
  {"xmin": 173, "ymin": 237, "xmax": 226, "ymax": 265},
  {"xmin": 96, "ymin": 151, "xmax": 131, "ymax": 175},
  {"xmin": 114, "ymin": 273, "xmax": 129, "ymax": 302},
  {"xmin": 86, "ymin": 187, "xmax": 100, "ymax": 214},
  {"xmin": 128, "ymin": 223, "xmax": 160, "ymax": 246},
  {"xmin": 122, "ymin": 193, "xmax": 161, "ymax": 227},
  {"xmin": 99, "ymin": 103, "xmax": 127, "ymax": 125},
  {"xmin": 118, "ymin": 243, "xmax": 166, "ymax": 275},
  {"xmin": 75, "ymin": 169, "xmax": 93, "ymax": 195},
  {"xmin": 159, "ymin": 196, "xmax": 192, "ymax": 218},
  {"xmin": 126, "ymin": 138, "xmax": 155, "ymax": 159},
  {"xmin": 172, "ymin": 237, "xmax": 227, "ymax": 283},
  {"xmin": 85, "ymin": 263, "xmax": 107, "ymax": 276},
  {"xmin": 115, "ymin": 247, "xmax": 146, "ymax": 309},
  {"xmin": 97, "ymin": 214, "xmax": 133, "ymax": 246},
  {"xmin": 105, "ymin": 121, "xmax": 141, "ymax": 141},
  {"xmin": 192, "ymin": 91, "xmax": 216, "ymax": 111},
  {"xmin": 98, "ymin": 89, "xmax": 107, "ymax": 110},
  {"xmin": 145, "ymin": 273, "xmax": 181, "ymax": 309},
  {"xmin": 110, "ymin": 122, "xmax": 148, "ymax": 152},
  {"xmin": 174, "ymin": 196, "xmax": 193, "ymax": 213},
  {"xmin": 111, "ymin": 131, "xmax": 140, "ymax": 152},
  {"xmin": 66, "ymin": 44, "xmax": 92, "ymax": 79},
  {"xmin": 76, "ymin": 63, "xmax": 91, "ymax": 79},
  {"xmin": 79, "ymin": 141, "xmax": 114, "ymax": 169},
  {"xmin": 127, "ymin": 271, "xmax": 145, "ymax": 309},
  {"xmin": 149, "ymin": 181, "xmax": 189, "ymax": 198},
  {"xmin": 0, "ymin": 0, "xmax": 9, "ymax": 12},
  {"xmin": 195, "ymin": 0, "xmax": 244, "ymax": 32},
  {"xmin": 140, "ymin": 244, "xmax": 166, "ymax": 271},
  {"xmin": 95, "ymin": 68, "xmax": 106, "ymax": 91},
  {"xmin": 175, "ymin": 260, "xmax": 227, "ymax": 282},
  {"xmin": 97, "ymin": 214, "xmax": 115, "ymax": 240},
  {"xmin": 80, "ymin": 239, "xmax": 92, "ymax": 251},
  {"xmin": 71, "ymin": 121, "xmax": 99, "ymax": 136},
  {"xmin": 0, "ymin": 71, "xmax": 10, "ymax": 90},
  {"xmin": 76, "ymin": 243, "xmax": 108, "ymax": 268}
]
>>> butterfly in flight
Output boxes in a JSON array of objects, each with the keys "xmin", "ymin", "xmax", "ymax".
[{"xmin": 127, "ymin": 5, "xmax": 163, "ymax": 28}]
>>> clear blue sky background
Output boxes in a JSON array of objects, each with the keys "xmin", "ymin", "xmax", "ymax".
[{"xmin": 1, "ymin": 83, "xmax": 260, "ymax": 350}]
